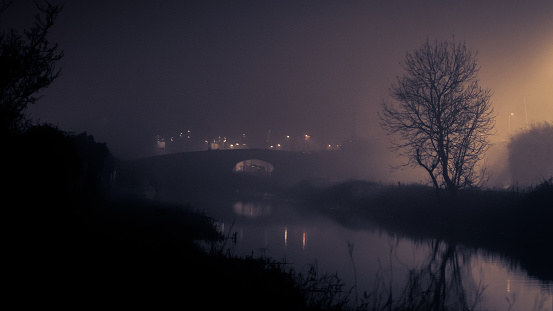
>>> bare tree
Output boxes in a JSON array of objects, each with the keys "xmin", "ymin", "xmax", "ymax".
[
  {"xmin": 0, "ymin": 1, "xmax": 63, "ymax": 137},
  {"xmin": 380, "ymin": 39, "xmax": 495, "ymax": 193}
]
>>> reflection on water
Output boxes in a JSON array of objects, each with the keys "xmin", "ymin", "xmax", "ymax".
[
  {"xmin": 232, "ymin": 201, "xmax": 272, "ymax": 218},
  {"xmin": 282, "ymin": 227, "xmax": 307, "ymax": 250},
  {"xmin": 478, "ymin": 257, "xmax": 553, "ymax": 311},
  {"xmin": 210, "ymin": 198, "xmax": 552, "ymax": 310},
  {"xmin": 376, "ymin": 240, "xmax": 485, "ymax": 310}
]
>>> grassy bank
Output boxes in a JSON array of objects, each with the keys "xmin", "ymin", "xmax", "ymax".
[
  {"xmin": 6, "ymin": 193, "xmax": 360, "ymax": 309},
  {"xmin": 300, "ymin": 179, "xmax": 553, "ymax": 282}
]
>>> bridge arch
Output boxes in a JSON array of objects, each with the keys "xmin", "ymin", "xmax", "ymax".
[{"xmin": 232, "ymin": 159, "xmax": 275, "ymax": 176}]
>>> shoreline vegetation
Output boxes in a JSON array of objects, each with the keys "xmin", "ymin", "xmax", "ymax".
[
  {"xmin": 293, "ymin": 179, "xmax": 553, "ymax": 283},
  {"xmin": 5, "ymin": 124, "xmax": 552, "ymax": 309}
]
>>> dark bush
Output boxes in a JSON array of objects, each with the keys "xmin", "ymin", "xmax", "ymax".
[
  {"xmin": 5, "ymin": 123, "xmax": 115, "ymax": 203},
  {"xmin": 507, "ymin": 122, "xmax": 553, "ymax": 186}
]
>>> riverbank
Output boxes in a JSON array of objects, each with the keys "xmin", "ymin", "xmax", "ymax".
[
  {"xmin": 6, "ymin": 193, "xmax": 357, "ymax": 309},
  {"xmin": 297, "ymin": 179, "xmax": 553, "ymax": 282}
]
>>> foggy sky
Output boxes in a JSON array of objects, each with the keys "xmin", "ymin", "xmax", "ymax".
[{"xmin": 6, "ymin": 0, "xmax": 553, "ymax": 159}]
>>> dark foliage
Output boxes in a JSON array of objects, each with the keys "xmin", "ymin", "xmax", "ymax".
[
  {"xmin": 5, "ymin": 123, "xmax": 114, "ymax": 203},
  {"xmin": 507, "ymin": 122, "xmax": 553, "ymax": 186},
  {"xmin": 0, "ymin": 1, "xmax": 63, "ymax": 137},
  {"xmin": 525, "ymin": 178, "xmax": 553, "ymax": 208}
]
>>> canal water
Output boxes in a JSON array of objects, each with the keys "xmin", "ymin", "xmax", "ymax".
[{"xmin": 194, "ymin": 197, "xmax": 551, "ymax": 310}]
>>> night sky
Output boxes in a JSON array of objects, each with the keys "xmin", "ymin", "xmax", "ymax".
[{"xmin": 6, "ymin": 0, "xmax": 553, "ymax": 159}]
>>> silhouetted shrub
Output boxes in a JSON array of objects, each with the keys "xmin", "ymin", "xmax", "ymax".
[
  {"xmin": 507, "ymin": 122, "xmax": 553, "ymax": 186},
  {"xmin": 4, "ymin": 123, "xmax": 116, "ymax": 211}
]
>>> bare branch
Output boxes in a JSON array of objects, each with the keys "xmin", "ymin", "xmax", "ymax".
[
  {"xmin": 0, "ymin": 1, "xmax": 63, "ymax": 137},
  {"xmin": 380, "ymin": 38, "xmax": 495, "ymax": 192}
]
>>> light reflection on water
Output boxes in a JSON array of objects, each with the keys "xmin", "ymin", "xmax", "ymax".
[
  {"xmin": 476, "ymin": 257, "xmax": 553, "ymax": 311},
  {"xmin": 212, "ymin": 199, "xmax": 552, "ymax": 311},
  {"xmin": 232, "ymin": 201, "xmax": 272, "ymax": 218}
]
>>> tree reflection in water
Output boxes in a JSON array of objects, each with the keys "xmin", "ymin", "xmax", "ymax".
[{"xmin": 362, "ymin": 239, "xmax": 485, "ymax": 311}]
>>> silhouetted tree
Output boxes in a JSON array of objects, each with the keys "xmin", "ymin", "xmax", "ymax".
[
  {"xmin": 507, "ymin": 122, "xmax": 553, "ymax": 186},
  {"xmin": 380, "ymin": 38, "xmax": 495, "ymax": 193},
  {"xmin": 0, "ymin": 1, "xmax": 63, "ymax": 138}
]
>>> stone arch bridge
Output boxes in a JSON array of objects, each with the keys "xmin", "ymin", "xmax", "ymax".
[{"xmin": 120, "ymin": 149, "xmax": 371, "ymax": 200}]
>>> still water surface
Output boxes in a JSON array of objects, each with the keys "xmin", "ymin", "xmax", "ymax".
[{"xmin": 197, "ymin": 197, "xmax": 551, "ymax": 310}]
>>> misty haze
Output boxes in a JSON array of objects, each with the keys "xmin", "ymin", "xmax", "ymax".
[{"xmin": 3, "ymin": 1, "xmax": 552, "ymax": 310}]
